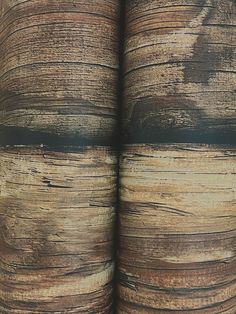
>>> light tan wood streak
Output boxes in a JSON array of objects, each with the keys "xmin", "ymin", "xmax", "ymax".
[
  {"xmin": 118, "ymin": 144, "xmax": 236, "ymax": 313},
  {"xmin": 0, "ymin": 145, "xmax": 117, "ymax": 313}
]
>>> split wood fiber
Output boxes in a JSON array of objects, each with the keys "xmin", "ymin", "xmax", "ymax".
[
  {"xmin": 0, "ymin": 0, "xmax": 120, "ymax": 144},
  {"xmin": 0, "ymin": 146, "xmax": 116, "ymax": 313},
  {"xmin": 118, "ymin": 144, "xmax": 236, "ymax": 313},
  {"xmin": 123, "ymin": 0, "xmax": 236, "ymax": 143}
]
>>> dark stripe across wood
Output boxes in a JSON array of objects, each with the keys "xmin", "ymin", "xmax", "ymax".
[
  {"xmin": 118, "ymin": 144, "xmax": 236, "ymax": 313},
  {"xmin": 0, "ymin": 0, "xmax": 120, "ymax": 145},
  {"xmin": 0, "ymin": 145, "xmax": 117, "ymax": 313},
  {"xmin": 123, "ymin": 0, "xmax": 236, "ymax": 143}
]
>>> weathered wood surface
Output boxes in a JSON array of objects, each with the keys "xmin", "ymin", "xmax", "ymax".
[
  {"xmin": 118, "ymin": 144, "xmax": 236, "ymax": 313},
  {"xmin": 123, "ymin": 0, "xmax": 236, "ymax": 143},
  {"xmin": 0, "ymin": 146, "xmax": 116, "ymax": 313},
  {"xmin": 0, "ymin": 0, "xmax": 120, "ymax": 144}
]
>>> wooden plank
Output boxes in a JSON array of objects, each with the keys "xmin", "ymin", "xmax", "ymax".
[
  {"xmin": 118, "ymin": 144, "xmax": 236, "ymax": 313},
  {"xmin": 0, "ymin": 145, "xmax": 117, "ymax": 313},
  {"xmin": 123, "ymin": 0, "xmax": 236, "ymax": 143},
  {"xmin": 0, "ymin": 0, "xmax": 120, "ymax": 144}
]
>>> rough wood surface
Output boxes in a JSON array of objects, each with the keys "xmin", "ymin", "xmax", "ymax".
[
  {"xmin": 123, "ymin": 0, "xmax": 236, "ymax": 143},
  {"xmin": 0, "ymin": 146, "xmax": 116, "ymax": 313},
  {"xmin": 0, "ymin": 0, "xmax": 120, "ymax": 144},
  {"xmin": 118, "ymin": 144, "xmax": 236, "ymax": 313}
]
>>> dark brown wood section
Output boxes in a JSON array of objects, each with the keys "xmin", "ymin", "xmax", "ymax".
[
  {"xmin": 118, "ymin": 144, "xmax": 236, "ymax": 313},
  {"xmin": 0, "ymin": 0, "xmax": 120, "ymax": 144},
  {"xmin": 123, "ymin": 0, "xmax": 236, "ymax": 143},
  {"xmin": 0, "ymin": 146, "xmax": 117, "ymax": 313}
]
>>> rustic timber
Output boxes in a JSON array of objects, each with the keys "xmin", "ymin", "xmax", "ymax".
[
  {"xmin": 123, "ymin": 0, "xmax": 236, "ymax": 143},
  {"xmin": 0, "ymin": 0, "xmax": 120, "ymax": 145},
  {"xmin": 0, "ymin": 145, "xmax": 117, "ymax": 313},
  {"xmin": 118, "ymin": 144, "xmax": 236, "ymax": 313}
]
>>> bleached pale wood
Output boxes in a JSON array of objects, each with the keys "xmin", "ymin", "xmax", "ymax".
[
  {"xmin": 118, "ymin": 144, "xmax": 236, "ymax": 313},
  {"xmin": 123, "ymin": 0, "xmax": 236, "ymax": 143},
  {"xmin": 0, "ymin": 0, "xmax": 120, "ymax": 144},
  {"xmin": 0, "ymin": 145, "xmax": 116, "ymax": 313}
]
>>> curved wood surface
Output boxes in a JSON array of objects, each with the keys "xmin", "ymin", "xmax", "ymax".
[
  {"xmin": 118, "ymin": 144, "xmax": 236, "ymax": 313},
  {"xmin": 0, "ymin": 0, "xmax": 120, "ymax": 144},
  {"xmin": 123, "ymin": 0, "xmax": 236, "ymax": 143},
  {"xmin": 0, "ymin": 145, "xmax": 116, "ymax": 313}
]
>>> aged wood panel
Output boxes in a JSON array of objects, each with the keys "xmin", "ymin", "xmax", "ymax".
[
  {"xmin": 0, "ymin": 146, "xmax": 116, "ymax": 313},
  {"xmin": 0, "ymin": 0, "xmax": 120, "ymax": 144},
  {"xmin": 118, "ymin": 144, "xmax": 236, "ymax": 313},
  {"xmin": 123, "ymin": 0, "xmax": 236, "ymax": 143}
]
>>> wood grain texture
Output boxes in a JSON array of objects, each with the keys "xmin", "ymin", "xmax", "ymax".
[
  {"xmin": 123, "ymin": 0, "xmax": 236, "ymax": 143},
  {"xmin": 0, "ymin": 146, "xmax": 117, "ymax": 313},
  {"xmin": 118, "ymin": 144, "xmax": 236, "ymax": 313},
  {"xmin": 0, "ymin": 0, "xmax": 120, "ymax": 144}
]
